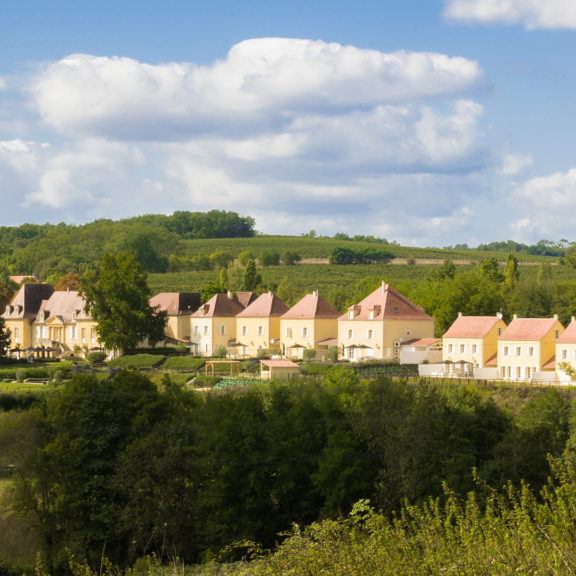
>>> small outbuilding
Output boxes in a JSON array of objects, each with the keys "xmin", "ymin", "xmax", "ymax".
[{"xmin": 260, "ymin": 359, "xmax": 300, "ymax": 380}]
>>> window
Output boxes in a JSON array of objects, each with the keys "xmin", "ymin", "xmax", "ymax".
[
  {"xmin": 504, "ymin": 346, "xmax": 509, "ymax": 356},
  {"xmin": 302, "ymin": 327, "xmax": 308, "ymax": 337},
  {"xmin": 515, "ymin": 347, "xmax": 521, "ymax": 356},
  {"xmin": 368, "ymin": 310, "xmax": 375, "ymax": 320},
  {"xmin": 348, "ymin": 310, "xmax": 355, "ymax": 320},
  {"xmin": 348, "ymin": 329, "xmax": 354, "ymax": 339},
  {"xmin": 500, "ymin": 366, "xmax": 506, "ymax": 378},
  {"xmin": 555, "ymin": 330, "xmax": 560, "ymax": 339},
  {"xmin": 203, "ymin": 325, "xmax": 208, "ymax": 335},
  {"xmin": 81, "ymin": 328, "xmax": 86, "ymax": 341},
  {"xmin": 367, "ymin": 329, "xmax": 374, "ymax": 339},
  {"xmin": 528, "ymin": 346, "xmax": 534, "ymax": 357},
  {"xmin": 70, "ymin": 326, "xmax": 76, "ymax": 339},
  {"xmin": 218, "ymin": 325, "xmax": 226, "ymax": 336},
  {"xmin": 448, "ymin": 344, "xmax": 453, "ymax": 353},
  {"xmin": 13, "ymin": 327, "xmax": 19, "ymax": 339},
  {"xmin": 472, "ymin": 344, "xmax": 477, "ymax": 354},
  {"xmin": 193, "ymin": 325, "xmax": 199, "ymax": 335},
  {"xmin": 286, "ymin": 327, "xmax": 292, "ymax": 338},
  {"xmin": 258, "ymin": 325, "xmax": 264, "ymax": 337},
  {"xmin": 497, "ymin": 328, "xmax": 502, "ymax": 336},
  {"xmin": 507, "ymin": 366, "xmax": 511, "ymax": 378},
  {"xmin": 526, "ymin": 367, "xmax": 531, "ymax": 379},
  {"xmin": 460, "ymin": 344, "xmax": 465, "ymax": 353},
  {"xmin": 241, "ymin": 325, "xmax": 247, "ymax": 336},
  {"xmin": 562, "ymin": 349, "xmax": 568, "ymax": 360},
  {"xmin": 36, "ymin": 327, "xmax": 41, "ymax": 338},
  {"xmin": 516, "ymin": 367, "xmax": 521, "ymax": 379}
]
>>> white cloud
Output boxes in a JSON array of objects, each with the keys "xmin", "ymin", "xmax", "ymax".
[
  {"xmin": 444, "ymin": 0, "xmax": 576, "ymax": 30},
  {"xmin": 33, "ymin": 38, "xmax": 484, "ymax": 139},
  {"xmin": 511, "ymin": 167, "xmax": 576, "ymax": 239},
  {"xmin": 500, "ymin": 153, "xmax": 533, "ymax": 175},
  {"xmin": 0, "ymin": 77, "xmax": 7, "ymax": 91}
]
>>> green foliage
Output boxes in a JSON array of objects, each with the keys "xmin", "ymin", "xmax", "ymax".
[
  {"xmin": 213, "ymin": 346, "xmax": 228, "ymax": 358},
  {"xmin": 259, "ymin": 250, "xmax": 280, "ymax": 266},
  {"xmin": 302, "ymin": 348, "xmax": 317, "ymax": 362},
  {"xmin": 86, "ymin": 351, "xmax": 106, "ymax": 364},
  {"xmin": 282, "ymin": 251, "xmax": 301, "ymax": 266},
  {"xmin": 329, "ymin": 246, "xmax": 394, "ymax": 265},
  {"xmin": 81, "ymin": 251, "xmax": 167, "ymax": 352},
  {"xmin": 242, "ymin": 260, "xmax": 262, "ymax": 291},
  {"xmin": 0, "ymin": 318, "xmax": 10, "ymax": 358},
  {"xmin": 108, "ymin": 354, "xmax": 166, "ymax": 369},
  {"xmin": 162, "ymin": 356, "xmax": 205, "ymax": 371}
]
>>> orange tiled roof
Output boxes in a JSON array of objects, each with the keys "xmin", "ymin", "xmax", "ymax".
[
  {"xmin": 499, "ymin": 317, "xmax": 563, "ymax": 341},
  {"xmin": 150, "ymin": 292, "xmax": 200, "ymax": 316},
  {"xmin": 339, "ymin": 282, "xmax": 431, "ymax": 321},
  {"xmin": 485, "ymin": 352, "xmax": 498, "ymax": 367},
  {"xmin": 543, "ymin": 355, "xmax": 556, "ymax": 370},
  {"xmin": 261, "ymin": 359, "xmax": 299, "ymax": 368},
  {"xmin": 235, "ymin": 291, "xmax": 256, "ymax": 308},
  {"xmin": 237, "ymin": 292, "xmax": 289, "ymax": 318},
  {"xmin": 282, "ymin": 291, "xmax": 340, "ymax": 320},
  {"xmin": 191, "ymin": 293, "xmax": 245, "ymax": 318},
  {"xmin": 402, "ymin": 338, "xmax": 441, "ymax": 347},
  {"xmin": 444, "ymin": 315, "xmax": 503, "ymax": 338},
  {"xmin": 558, "ymin": 320, "xmax": 576, "ymax": 343}
]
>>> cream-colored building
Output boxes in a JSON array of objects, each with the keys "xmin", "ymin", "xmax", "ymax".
[
  {"xmin": 235, "ymin": 292, "xmax": 289, "ymax": 357},
  {"xmin": 498, "ymin": 316, "xmax": 564, "ymax": 381},
  {"xmin": 280, "ymin": 291, "xmax": 340, "ymax": 359},
  {"xmin": 190, "ymin": 293, "xmax": 247, "ymax": 356},
  {"xmin": 556, "ymin": 318, "xmax": 576, "ymax": 381},
  {"xmin": 442, "ymin": 313, "xmax": 507, "ymax": 374},
  {"xmin": 149, "ymin": 292, "xmax": 200, "ymax": 343},
  {"xmin": 338, "ymin": 282, "xmax": 434, "ymax": 361},
  {"xmin": 33, "ymin": 291, "xmax": 102, "ymax": 354},
  {"xmin": 2, "ymin": 285, "xmax": 102, "ymax": 357},
  {"xmin": 2, "ymin": 283, "xmax": 54, "ymax": 351}
]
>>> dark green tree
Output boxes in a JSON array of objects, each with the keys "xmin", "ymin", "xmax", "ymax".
[
  {"xmin": 243, "ymin": 259, "xmax": 262, "ymax": 291},
  {"xmin": 504, "ymin": 253, "xmax": 519, "ymax": 286},
  {"xmin": 81, "ymin": 251, "xmax": 167, "ymax": 353}
]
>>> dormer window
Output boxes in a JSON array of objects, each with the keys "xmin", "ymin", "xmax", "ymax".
[
  {"xmin": 369, "ymin": 309, "xmax": 375, "ymax": 320},
  {"xmin": 394, "ymin": 306, "xmax": 400, "ymax": 314},
  {"xmin": 348, "ymin": 309, "xmax": 355, "ymax": 320}
]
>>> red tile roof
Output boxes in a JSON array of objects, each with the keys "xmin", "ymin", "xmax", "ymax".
[
  {"xmin": 191, "ymin": 293, "xmax": 245, "ymax": 318},
  {"xmin": 499, "ymin": 318, "xmax": 563, "ymax": 341},
  {"xmin": 281, "ymin": 291, "xmax": 340, "ymax": 320},
  {"xmin": 558, "ymin": 320, "xmax": 576, "ymax": 343},
  {"xmin": 402, "ymin": 338, "xmax": 441, "ymax": 347},
  {"xmin": 261, "ymin": 359, "xmax": 299, "ymax": 368},
  {"xmin": 444, "ymin": 315, "xmax": 504, "ymax": 338},
  {"xmin": 150, "ymin": 292, "xmax": 200, "ymax": 316},
  {"xmin": 485, "ymin": 352, "xmax": 498, "ymax": 367},
  {"xmin": 237, "ymin": 292, "xmax": 289, "ymax": 318},
  {"xmin": 234, "ymin": 291, "xmax": 256, "ymax": 308},
  {"xmin": 543, "ymin": 355, "xmax": 556, "ymax": 370},
  {"xmin": 339, "ymin": 282, "xmax": 432, "ymax": 321}
]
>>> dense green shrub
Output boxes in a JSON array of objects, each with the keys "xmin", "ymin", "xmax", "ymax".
[{"xmin": 86, "ymin": 351, "xmax": 106, "ymax": 364}]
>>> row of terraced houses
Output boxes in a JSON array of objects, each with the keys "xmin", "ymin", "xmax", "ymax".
[{"xmin": 3, "ymin": 281, "xmax": 576, "ymax": 384}]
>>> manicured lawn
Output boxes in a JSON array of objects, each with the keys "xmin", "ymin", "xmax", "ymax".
[
  {"xmin": 0, "ymin": 382, "xmax": 50, "ymax": 393},
  {"xmin": 162, "ymin": 356, "xmax": 205, "ymax": 371},
  {"xmin": 108, "ymin": 354, "xmax": 167, "ymax": 369}
]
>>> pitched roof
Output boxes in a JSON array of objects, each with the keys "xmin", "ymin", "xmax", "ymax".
[
  {"xmin": 234, "ymin": 291, "xmax": 256, "ymax": 308},
  {"xmin": 281, "ymin": 291, "xmax": 340, "ymax": 320},
  {"xmin": 150, "ymin": 292, "xmax": 200, "ymax": 316},
  {"xmin": 35, "ymin": 291, "xmax": 91, "ymax": 323},
  {"xmin": 402, "ymin": 338, "xmax": 441, "ymax": 348},
  {"xmin": 558, "ymin": 319, "xmax": 576, "ymax": 343},
  {"xmin": 443, "ymin": 315, "xmax": 504, "ymax": 339},
  {"xmin": 191, "ymin": 293, "xmax": 245, "ymax": 318},
  {"xmin": 261, "ymin": 359, "xmax": 299, "ymax": 369},
  {"xmin": 499, "ymin": 317, "xmax": 563, "ymax": 341},
  {"xmin": 237, "ymin": 292, "xmax": 289, "ymax": 318},
  {"xmin": 2, "ymin": 283, "xmax": 54, "ymax": 320},
  {"xmin": 339, "ymin": 282, "xmax": 432, "ymax": 321},
  {"xmin": 543, "ymin": 355, "xmax": 556, "ymax": 370}
]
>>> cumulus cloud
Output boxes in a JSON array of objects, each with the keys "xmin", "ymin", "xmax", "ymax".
[
  {"xmin": 33, "ymin": 38, "xmax": 485, "ymax": 139},
  {"xmin": 444, "ymin": 0, "xmax": 576, "ymax": 30},
  {"xmin": 511, "ymin": 168, "xmax": 576, "ymax": 239},
  {"xmin": 0, "ymin": 38, "xmax": 496, "ymax": 243}
]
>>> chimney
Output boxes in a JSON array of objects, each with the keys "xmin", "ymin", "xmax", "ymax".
[
  {"xmin": 554, "ymin": 313, "xmax": 559, "ymax": 320},
  {"xmin": 312, "ymin": 290, "xmax": 319, "ymax": 297},
  {"xmin": 572, "ymin": 316, "xmax": 575, "ymax": 323},
  {"xmin": 496, "ymin": 312, "xmax": 503, "ymax": 319},
  {"xmin": 227, "ymin": 290, "xmax": 233, "ymax": 299},
  {"xmin": 513, "ymin": 314, "xmax": 517, "ymax": 320},
  {"xmin": 458, "ymin": 312, "xmax": 462, "ymax": 317}
]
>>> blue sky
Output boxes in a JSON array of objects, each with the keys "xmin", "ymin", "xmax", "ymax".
[{"xmin": 0, "ymin": 0, "xmax": 575, "ymax": 245}]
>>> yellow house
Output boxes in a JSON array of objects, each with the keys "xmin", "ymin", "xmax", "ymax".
[
  {"xmin": 338, "ymin": 282, "xmax": 434, "ymax": 361},
  {"xmin": 235, "ymin": 292, "xmax": 289, "ymax": 357},
  {"xmin": 498, "ymin": 315, "xmax": 564, "ymax": 381},
  {"xmin": 149, "ymin": 292, "xmax": 200, "ymax": 343},
  {"xmin": 190, "ymin": 293, "xmax": 246, "ymax": 357},
  {"xmin": 33, "ymin": 290, "xmax": 102, "ymax": 355},
  {"xmin": 556, "ymin": 318, "xmax": 576, "ymax": 381},
  {"xmin": 442, "ymin": 313, "xmax": 507, "ymax": 374},
  {"xmin": 280, "ymin": 291, "xmax": 340, "ymax": 359},
  {"xmin": 2, "ymin": 283, "xmax": 54, "ymax": 351}
]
